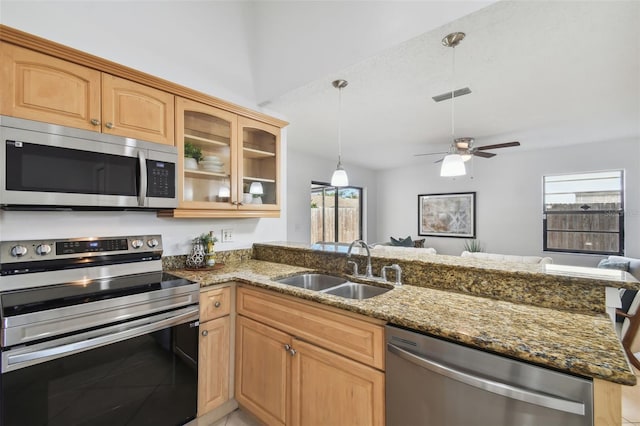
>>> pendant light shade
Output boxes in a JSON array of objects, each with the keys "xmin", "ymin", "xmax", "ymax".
[
  {"xmin": 440, "ymin": 153, "xmax": 466, "ymax": 177},
  {"xmin": 330, "ymin": 163, "xmax": 349, "ymax": 187},
  {"xmin": 331, "ymin": 79, "xmax": 349, "ymax": 187}
]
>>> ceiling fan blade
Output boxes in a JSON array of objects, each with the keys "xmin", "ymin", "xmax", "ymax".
[
  {"xmin": 414, "ymin": 151, "xmax": 448, "ymax": 157},
  {"xmin": 475, "ymin": 141, "xmax": 520, "ymax": 151},
  {"xmin": 434, "ymin": 158, "xmax": 444, "ymax": 164},
  {"xmin": 473, "ymin": 151, "xmax": 496, "ymax": 158}
]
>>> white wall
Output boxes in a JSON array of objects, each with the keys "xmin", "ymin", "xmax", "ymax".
[
  {"xmin": 1, "ymin": 1, "xmax": 258, "ymax": 108},
  {"xmin": 0, "ymin": 1, "xmax": 287, "ymax": 255},
  {"xmin": 287, "ymin": 149, "xmax": 378, "ymax": 244},
  {"xmin": 376, "ymin": 138, "xmax": 640, "ymax": 267}
]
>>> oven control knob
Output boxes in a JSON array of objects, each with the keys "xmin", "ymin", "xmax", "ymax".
[
  {"xmin": 35, "ymin": 244, "xmax": 52, "ymax": 256},
  {"xmin": 131, "ymin": 239, "xmax": 144, "ymax": 249},
  {"xmin": 10, "ymin": 245, "xmax": 28, "ymax": 257},
  {"xmin": 147, "ymin": 238, "xmax": 159, "ymax": 248}
]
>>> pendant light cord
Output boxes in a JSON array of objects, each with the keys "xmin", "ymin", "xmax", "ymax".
[
  {"xmin": 451, "ymin": 44, "xmax": 456, "ymax": 140},
  {"xmin": 338, "ymin": 85, "xmax": 343, "ymax": 163}
]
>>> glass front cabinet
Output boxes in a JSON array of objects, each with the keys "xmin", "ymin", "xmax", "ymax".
[{"xmin": 160, "ymin": 97, "xmax": 281, "ymax": 218}]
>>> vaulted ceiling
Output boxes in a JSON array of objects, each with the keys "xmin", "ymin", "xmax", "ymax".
[
  {"xmin": 263, "ymin": 1, "xmax": 640, "ymax": 170},
  {"xmin": 2, "ymin": 1, "xmax": 638, "ymax": 172}
]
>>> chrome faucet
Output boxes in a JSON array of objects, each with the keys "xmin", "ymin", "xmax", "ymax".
[
  {"xmin": 347, "ymin": 239, "xmax": 373, "ymax": 278},
  {"xmin": 382, "ymin": 264, "xmax": 403, "ymax": 286}
]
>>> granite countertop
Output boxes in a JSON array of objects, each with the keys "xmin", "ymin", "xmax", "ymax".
[{"xmin": 172, "ymin": 259, "xmax": 637, "ymax": 386}]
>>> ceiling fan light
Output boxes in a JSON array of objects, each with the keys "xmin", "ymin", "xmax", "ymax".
[
  {"xmin": 461, "ymin": 153, "xmax": 473, "ymax": 162},
  {"xmin": 440, "ymin": 154, "xmax": 466, "ymax": 177},
  {"xmin": 331, "ymin": 161, "xmax": 349, "ymax": 187}
]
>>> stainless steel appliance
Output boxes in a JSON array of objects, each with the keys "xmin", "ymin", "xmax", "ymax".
[
  {"xmin": 0, "ymin": 234, "xmax": 199, "ymax": 426},
  {"xmin": 0, "ymin": 115, "xmax": 178, "ymax": 210},
  {"xmin": 386, "ymin": 324, "xmax": 594, "ymax": 426}
]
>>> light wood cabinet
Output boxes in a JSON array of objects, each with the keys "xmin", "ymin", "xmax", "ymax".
[
  {"xmin": 159, "ymin": 97, "xmax": 281, "ymax": 218},
  {"xmin": 0, "ymin": 42, "xmax": 101, "ymax": 131},
  {"xmin": 0, "ymin": 42, "xmax": 174, "ymax": 146},
  {"xmin": 291, "ymin": 339, "xmax": 385, "ymax": 426},
  {"xmin": 101, "ymin": 74, "xmax": 174, "ymax": 145},
  {"xmin": 198, "ymin": 287, "xmax": 232, "ymax": 416},
  {"xmin": 235, "ymin": 286, "xmax": 385, "ymax": 426},
  {"xmin": 236, "ymin": 315, "xmax": 289, "ymax": 426}
]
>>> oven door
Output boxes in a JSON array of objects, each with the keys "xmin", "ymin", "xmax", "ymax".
[{"xmin": 0, "ymin": 307, "xmax": 199, "ymax": 426}]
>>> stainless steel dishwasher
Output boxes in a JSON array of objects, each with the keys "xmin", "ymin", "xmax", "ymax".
[{"xmin": 386, "ymin": 325, "xmax": 594, "ymax": 426}]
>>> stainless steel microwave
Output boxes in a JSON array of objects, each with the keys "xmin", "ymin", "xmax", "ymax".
[{"xmin": 0, "ymin": 116, "xmax": 178, "ymax": 210}]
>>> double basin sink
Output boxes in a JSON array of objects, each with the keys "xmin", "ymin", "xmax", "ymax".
[{"xmin": 275, "ymin": 273, "xmax": 391, "ymax": 300}]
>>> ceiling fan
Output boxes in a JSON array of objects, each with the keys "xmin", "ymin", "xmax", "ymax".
[{"xmin": 415, "ymin": 137, "xmax": 521, "ymax": 163}]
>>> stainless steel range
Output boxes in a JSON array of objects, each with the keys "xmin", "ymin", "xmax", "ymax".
[{"xmin": 0, "ymin": 235, "xmax": 200, "ymax": 426}]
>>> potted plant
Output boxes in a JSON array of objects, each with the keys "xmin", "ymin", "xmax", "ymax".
[
  {"xmin": 463, "ymin": 239, "xmax": 484, "ymax": 253},
  {"xmin": 184, "ymin": 141, "xmax": 202, "ymax": 170},
  {"xmin": 199, "ymin": 232, "xmax": 219, "ymax": 266}
]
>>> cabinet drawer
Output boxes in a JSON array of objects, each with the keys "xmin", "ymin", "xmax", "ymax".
[
  {"xmin": 237, "ymin": 286, "xmax": 385, "ymax": 370},
  {"xmin": 200, "ymin": 287, "xmax": 231, "ymax": 321}
]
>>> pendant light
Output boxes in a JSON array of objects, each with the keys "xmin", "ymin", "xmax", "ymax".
[
  {"xmin": 440, "ymin": 32, "xmax": 467, "ymax": 177},
  {"xmin": 330, "ymin": 79, "xmax": 349, "ymax": 187}
]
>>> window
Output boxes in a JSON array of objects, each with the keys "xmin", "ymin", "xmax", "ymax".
[
  {"xmin": 543, "ymin": 170, "xmax": 624, "ymax": 255},
  {"xmin": 310, "ymin": 182, "xmax": 362, "ymax": 244}
]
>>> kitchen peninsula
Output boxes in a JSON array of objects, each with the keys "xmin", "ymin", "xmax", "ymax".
[{"xmin": 169, "ymin": 242, "xmax": 639, "ymax": 426}]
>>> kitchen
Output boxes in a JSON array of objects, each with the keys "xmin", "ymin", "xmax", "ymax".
[{"xmin": 1, "ymin": 1, "xmax": 639, "ymax": 425}]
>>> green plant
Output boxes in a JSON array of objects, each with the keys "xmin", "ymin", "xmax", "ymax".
[
  {"xmin": 310, "ymin": 201, "xmax": 318, "ymax": 208},
  {"xmin": 184, "ymin": 141, "xmax": 203, "ymax": 162},
  {"xmin": 199, "ymin": 232, "xmax": 218, "ymax": 246},
  {"xmin": 463, "ymin": 239, "xmax": 483, "ymax": 252}
]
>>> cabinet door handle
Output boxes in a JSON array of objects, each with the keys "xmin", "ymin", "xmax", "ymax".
[
  {"xmin": 289, "ymin": 348, "xmax": 296, "ymax": 356},
  {"xmin": 202, "ymin": 330, "xmax": 208, "ymax": 337},
  {"xmin": 90, "ymin": 118, "xmax": 101, "ymax": 126},
  {"xmin": 284, "ymin": 344, "xmax": 291, "ymax": 351},
  {"xmin": 105, "ymin": 122, "xmax": 114, "ymax": 129},
  {"xmin": 214, "ymin": 301, "xmax": 221, "ymax": 308}
]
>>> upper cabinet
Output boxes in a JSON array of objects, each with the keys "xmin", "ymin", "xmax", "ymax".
[
  {"xmin": 100, "ymin": 74, "xmax": 174, "ymax": 146},
  {"xmin": 0, "ymin": 25, "xmax": 286, "ymax": 218},
  {"xmin": 0, "ymin": 42, "xmax": 175, "ymax": 146},
  {"xmin": 165, "ymin": 98, "xmax": 281, "ymax": 217},
  {"xmin": 0, "ymin": 42, "xmax": 101, "ymax": 130},
  {"xmin": 239, "ymin": 117, "xmax": 280, "ymax": 213}
]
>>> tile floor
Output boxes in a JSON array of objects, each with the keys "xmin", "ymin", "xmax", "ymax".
[
  {"xmin": 622, "ymin": 365, "xmax": 640, "ymax": 426},
  {"xmin": 210, "ymin": 409, "xmax": 261, "ymax": 426}
]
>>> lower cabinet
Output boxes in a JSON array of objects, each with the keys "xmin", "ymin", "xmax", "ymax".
[
  {"xmin": 235, "ymin": 285, "xmax": 385, "ymax": 426},
  {"xmin": 236, "ymin": 316, "xmax": 289, "ymax": 425},
  {"xmin": 198, "ymin": 287, "xmax": 231, "ymax": 416}
]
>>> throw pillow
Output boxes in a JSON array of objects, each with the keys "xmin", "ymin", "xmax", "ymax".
[
  {"xmin": 597, "ymin": 258, "xmax": 630, "ymax": 271},
  {"xmin": 390, "ymin": 236, "xmax": 413, "ymax": 247},
  {"xmin": 413, "ymin": 239, "xmax": 425, "ymax": 248}
]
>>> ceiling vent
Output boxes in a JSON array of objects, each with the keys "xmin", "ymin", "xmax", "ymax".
[{"xmin": 432, "ymin": 87, "xmax": 472, "ymax": 102}]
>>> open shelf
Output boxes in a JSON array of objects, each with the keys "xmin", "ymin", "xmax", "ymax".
[
  {"xmin": 243, "ymin": 147, "xmax": 275, "ymax": 158},
  {"xmin": 243, "ymin": 176, "xmax": 276, "ymax": 183},
  {"xmin": 185, "ymin": 169, "xmax": 228, "ymax": 179},
  {"xmin": 185, "ymin": 133, "xmax": 230, "ymax": 147}
]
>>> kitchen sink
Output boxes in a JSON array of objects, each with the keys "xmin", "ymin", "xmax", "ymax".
[
  {"xmin": 276, "ymin": 273, "xmax": 348, "ymax": 291},
  {"xmin": 322, "ymin": 282, "xmax": 391, "ymax": 300}
]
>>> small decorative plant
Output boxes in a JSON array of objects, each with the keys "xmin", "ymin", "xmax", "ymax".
[
  {"xmin": 463, "ymin": 239, "xmax": 484, "ymax": 252},
  {"xmin": 184, "ymin": 141, "xmax": 203, "ymax": 162},
  {"xmin": 199, "ymin": 232, "xmax": 218, "ymax": 248}
]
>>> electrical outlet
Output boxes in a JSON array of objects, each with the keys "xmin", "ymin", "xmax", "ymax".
[{"xmin": 221, "ymin": 229, "xmax": 233, "ymax": 242}]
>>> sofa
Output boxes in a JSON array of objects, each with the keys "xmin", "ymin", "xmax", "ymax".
[{"xmin": 460, "ymin": 251, "xmax": 554, "ymax": 265}]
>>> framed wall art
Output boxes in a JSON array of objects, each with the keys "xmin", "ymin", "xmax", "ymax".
[{"xmin": 418, "ymin": 192, "xmax": 476, "ymax": 238}]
